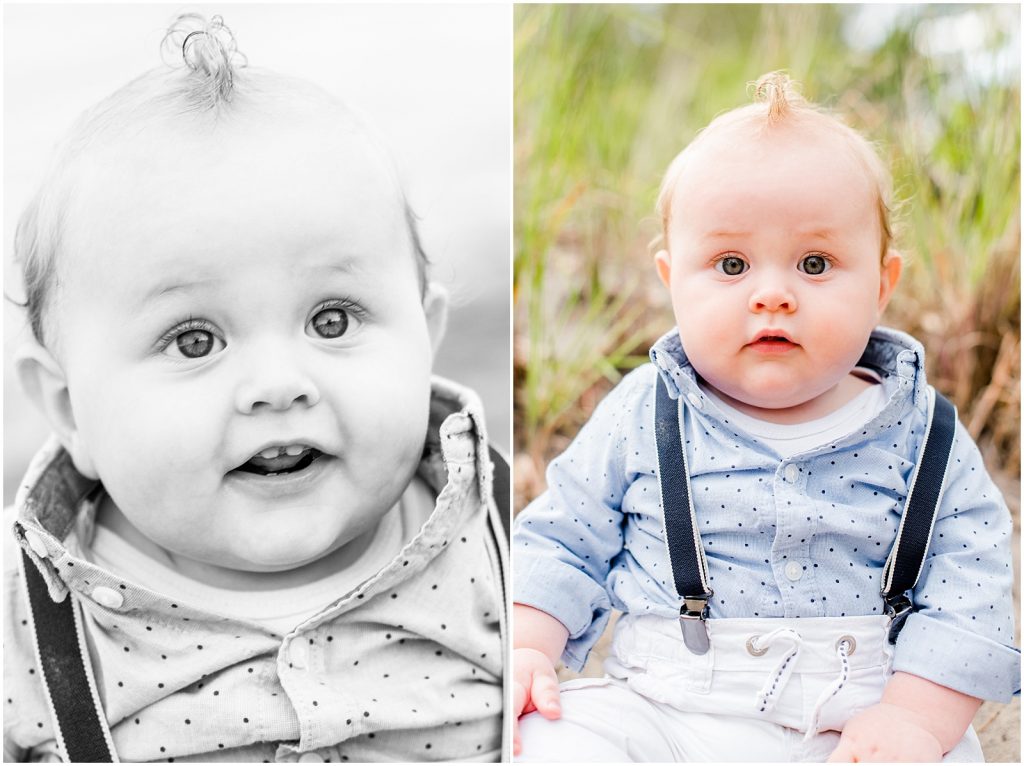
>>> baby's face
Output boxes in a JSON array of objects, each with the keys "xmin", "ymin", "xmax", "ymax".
[
  {"xmin": 656, "ymin": 123, "xmax": 899, "ymax": 419},
  {"xmin": 50, "ymin": 117, "xmax": 437, "ymax": 572}
]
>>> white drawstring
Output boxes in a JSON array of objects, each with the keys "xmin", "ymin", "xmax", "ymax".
[
  {"xmin": 802, "ymin": 637, "xmax": 852, "ymax": 743},
  {"xmin": 751, "ymin": 628, "xmax": 803, "ymax": 713},
  {"xmin": 750, "ymin": 631, "xmax": 853, "ymax": 741}
]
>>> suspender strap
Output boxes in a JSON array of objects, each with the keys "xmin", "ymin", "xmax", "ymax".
[
  {"xmin": 21, "ymin": 550, "xmax": 117, "ymax": 763},
  {"xmin": 655, "ymin": 373, "xmax": 956, "ymax": 650},
  {"xmin": 881, "ymin": 389, "xmax": 957, "ymax": 640},
  {"xmin": 654, "ymin": 376, "xmax": 713, "ymax": 654}
]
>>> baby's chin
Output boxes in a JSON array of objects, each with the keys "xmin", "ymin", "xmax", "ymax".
[
  {"xmin": 707, "ymin": 378, "xmax": 858, "ymax": 425},
  {"xmin": 162, "ymin": 521, "xmax": 378, "ymax": 587}
]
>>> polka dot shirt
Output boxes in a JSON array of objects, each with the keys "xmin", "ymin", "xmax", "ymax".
[
  {"xmin": 514, "ymin": 328, "xmax": 1018, "ymax": 702},
  {"xmin": 5, "ymin": 378, "xmax": 505, "ymax": 763}
]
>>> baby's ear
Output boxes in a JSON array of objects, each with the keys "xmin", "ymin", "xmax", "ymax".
[
  {"xmin": 422, "ymin": 281, "xmax": 449, "ymax": 357},
  {"xmin": 878, "ymin": 250, "xmax": 903, "ymax": 313},
  {"xmin": 654, "ymin": 249, "xmax": 672, "ymax": 287},
  {"xmin": 15, "ymin": 338, "xmax": 98, "ymax": 479}
]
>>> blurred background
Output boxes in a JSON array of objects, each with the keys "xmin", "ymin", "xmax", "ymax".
[
  {"xmin": 3, "ymin": 3, "xmax": 511, "ymax": 504},
  {"xmin": 514, "ymin": 4, "xmax": 1018, "ymax": 759}
]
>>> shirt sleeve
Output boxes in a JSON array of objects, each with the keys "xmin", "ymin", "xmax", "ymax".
[
  {"xmin": 891, "ymin": 417, "xmax": 1020, "ymax": 702},
  {"xmin": 513, "ymin": 368, "xmax": 651, "ymax": 671}
]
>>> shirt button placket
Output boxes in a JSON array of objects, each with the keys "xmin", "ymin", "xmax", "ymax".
[{"xmin": 775, "ymin": 462, "xmax": 807, "ymax": 611}]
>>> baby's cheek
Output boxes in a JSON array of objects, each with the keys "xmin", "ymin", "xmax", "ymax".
[{"xmin": 90, "ymin": 393, "xmax": 220, "ymax": 495}]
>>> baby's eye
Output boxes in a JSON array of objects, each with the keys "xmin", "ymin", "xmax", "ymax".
[
  {"xmin": 715, "ymin": 255, "xmax": 749, "ymax": 276},
  {"xmin": 798, "ymin": 253, "xmax": 832, "ymax": 275},
  {"xmin": 161, "ymin": 322, "xmax": 225, "ymax": 360},
  {"xmin": 311, "ymin": 308, "xmax": 348, "ymax": 338},
  {"xmin": 307, "ymin": 303, "xmax": 361, "ymax": 340}
]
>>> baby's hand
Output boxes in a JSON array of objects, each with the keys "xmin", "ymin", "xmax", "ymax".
[
  {"xmin": 827, "ymin": 702, "xmax": 943, "ymax": 762},
  {"xmin": 512, "ymin": 647, "xmax": 562, "ymax": 756}
]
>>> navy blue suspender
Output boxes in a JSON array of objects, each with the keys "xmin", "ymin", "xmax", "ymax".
[
  {"xmin": 654, "ymin": 378, "xmax": 714, "ymax": 654},
  {"xmin": 654, "ymin": 375, "xmax": 957, "ymax": 654},
  {"xmin": 879, "ymin": 392, "xmax": 957, "ymax": 634},
  {"xmin": 22, "ymin": 549, "xmax": 117, "ymax": 762}
]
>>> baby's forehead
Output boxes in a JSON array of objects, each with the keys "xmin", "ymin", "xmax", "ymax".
[
  {"xmin": 692, "ymin": 115, "xmax": 859, "ymax": 168},
  {"xmin": 61, "ymin": 66, "xmax": 395, "ymax": 185},
  {"xmin": 64, "ymin": 106, "xmax": 401, "ymax": 227},
  {"xmin": 81, "ymin": 95, "xmax": 384, "ymax": 169},
  {"xmin": 53, "ymin": 110, "xmax": 413, "ymax": 298},
  {"xmin": 668, "ymin": 116, "xmax": 877, "ymax": 207}
]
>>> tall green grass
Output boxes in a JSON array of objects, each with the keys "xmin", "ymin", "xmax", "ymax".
[{"xmin": 514, "ymin": 4, "xmax": 1020, "ymax": 499}]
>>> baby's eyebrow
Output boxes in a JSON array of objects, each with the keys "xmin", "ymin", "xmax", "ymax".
[
  {"xmin": 796, "ymin": 228, "xmax": 837, "ymax": 240},
  {"xmin": 693, "ymin": 229, "xmax": 752, "ymax": 243},
  {"xmin": 136, "ymin": 257, "xmax": 367, "ymax": 308},
  {"xmin": 698, "ymin": 227, "xmax": 838, "ymax": 241},
  {"xmin": 140, "ymin": 277, "xmax": 220, "ymax": 307}
]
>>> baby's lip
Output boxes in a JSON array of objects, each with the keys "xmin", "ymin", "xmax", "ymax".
[
  {"xmin": 230, "ymin": 439, "xmax": 335, "ymax": 475},
  {"xmin": 749, "ymin": 328, "xmax": 797, "ymax": 346}
]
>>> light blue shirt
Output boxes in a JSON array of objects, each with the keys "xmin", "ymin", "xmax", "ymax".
[{"xmin": 514, "ymin": 327, "xmax": 1019, "ymax": 702}]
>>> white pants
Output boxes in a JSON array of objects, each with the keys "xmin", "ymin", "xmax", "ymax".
[{"xmin": 518, "ymin": 614, "xmax": 984, "ymax": 762}]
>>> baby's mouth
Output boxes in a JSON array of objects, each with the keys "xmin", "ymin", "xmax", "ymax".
[{"xmin": 234, "ymin": 445, "xmax": 324, "ymax": 477}]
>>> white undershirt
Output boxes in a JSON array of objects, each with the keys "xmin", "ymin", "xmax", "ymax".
[
  {"xmin": 87, "ymin": 475, "xmax": 437, "ymax": 634},
  {"xmin": 701, "ymin": 370, "xmax": 888, "ymax": 458}
]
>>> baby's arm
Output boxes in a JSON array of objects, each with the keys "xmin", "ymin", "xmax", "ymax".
[
  {"xmin": 512, "ymin": 603, "xmax": 570, "ymax": 756},
  {"xmin": 512, "ymin": 369, "xmax": 655, "ymax": 755},
  {"xmin": 828, "ymin": 671, "xmax": 981, "ymax": 762}
]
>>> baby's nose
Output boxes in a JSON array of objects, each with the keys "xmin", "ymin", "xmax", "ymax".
[
  {"xmin": 235, "ymin": 347, "xmax": 321, "ymax": 414},
  {"xmin": 749, "ymin": 279, "xmax": 797, "ymax": 313}
]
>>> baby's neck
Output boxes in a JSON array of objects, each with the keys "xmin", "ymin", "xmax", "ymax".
[
  {"xmin": 96, "ymin": 494, "xmax": 383, "ymax": 592},
  {"xmin": 706, "ymin": 371, "xmax": 876, "ymax": 426}
]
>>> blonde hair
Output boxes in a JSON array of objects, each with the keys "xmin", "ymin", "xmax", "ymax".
[
  {"xmin": 15, "ymin": 13, "xmax": 429, "ymax": 346},
  {"xmin": 654, "ymin": 71, "xmax": 894, "ymax": 259}
]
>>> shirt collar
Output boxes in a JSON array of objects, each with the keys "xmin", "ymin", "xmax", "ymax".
[
  {"xmin": 13, "ymin": 375, "xmax": 493, "ymax": 597},
  {"xmin": 648, "ymin": 325, "xmax": 929, "ymax": 409}
]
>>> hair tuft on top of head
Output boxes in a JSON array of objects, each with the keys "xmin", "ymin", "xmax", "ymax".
[
  {"xmin": 160, "ymin": 13, "xmax": 247, "ymax": 107},
  {"xmin": 750, "ymin": 71, "xmax": 805, "ymax": 125}
]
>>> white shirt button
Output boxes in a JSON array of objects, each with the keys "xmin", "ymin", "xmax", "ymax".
[
  {"xmin": 92, "ymin": 586, "xmax": 124, "ymax": 609},
  {"xmin": 783, "ymin": 464, "xmax": 800, "ymax": 483},
  {"xmin": 297, "ymin": 753, "xmax": 325, "ymax": 763},
  {"xmin": 785, "ymin": 561, "xmax": 803, "ymax": 581},
  {"xmin": 289, "ymin": 641, "xmax": 309, "ymax": 669},
  {"xmin": 686, "ymin": 393, "xmax": 703, "ymax": 410},
  {"xmin": 24, "ymin": 530, "xmax": 49, "ymax": 558}
]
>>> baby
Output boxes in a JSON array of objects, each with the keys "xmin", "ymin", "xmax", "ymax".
[
  {"xmin": 4, "ymin": 14, "xmax": 505, "ymax": 763},
  {"xmin": 513, "ymin": 73, "xmax": 1019, "ymax": 762}
]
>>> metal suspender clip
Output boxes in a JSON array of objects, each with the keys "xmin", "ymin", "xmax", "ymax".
[
  {"xmin": 679, "ymin": 594, "xmax": 711, "ymax": 655},
  {"xmin": 884, "ymin": 594, "xmax": 913, "ymax": 644}
]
